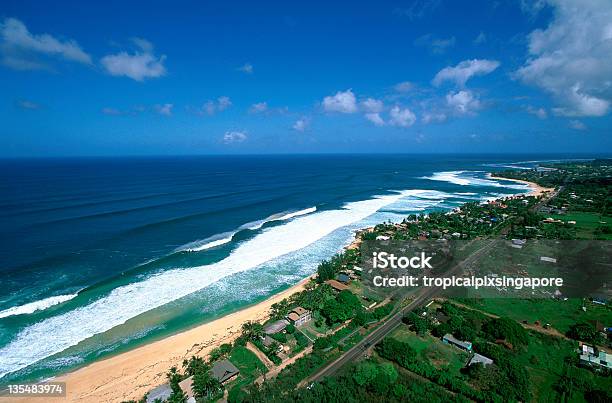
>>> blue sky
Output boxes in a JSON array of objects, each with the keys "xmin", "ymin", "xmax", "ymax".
[{"xmin": 0, "ymin": 0, "xmax": 610, "ymax": 156}]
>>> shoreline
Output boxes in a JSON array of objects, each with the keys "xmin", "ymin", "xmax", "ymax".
[
  {"xmin": 11, "ymin": 276, "xmax": 314, "ymax": 403},
  {"xmin": 4, "ymin": 175, "xmax": 551, "ymax": 403},
  {"xmin": 487, "ymin": 173, "xmax": 554, "ymax": 197}
]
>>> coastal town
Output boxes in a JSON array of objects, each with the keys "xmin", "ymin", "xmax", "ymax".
[{"xmin": 121, "ymin": 160, "xmax": 611, "ymax": 403}]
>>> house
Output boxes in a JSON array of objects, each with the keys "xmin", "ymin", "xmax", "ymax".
[
  {"xmin": 540, "ymin": 256, "xmax": 557, "ymax": 263},
  {"xmin": 376, "ymin": 235, "xmax": 390, "ymax": 241},
  {"xmin": 286, "ymin": 306, "xmax": 312, "ymax": 326},
  {"xmin": 326, "ymin": 279, "xmax": 349, "ymax": 292},
  {"xmin": 178, "ymin": 376, "xmax": 196, "ymax": 403},
  {"xmin": 468, "ymin": 353, "xmax": 494, "ymax": 367},
  {"xmin": 443, "ymin": 334, "xmax": 472, "ymax": 351},
  {"xmin": 579, "ymin": 347, "xmax": 612, "ymax": 370},
  {"xmin": 512, "ymin": 239, "xmax": 526, "ymax": 246},
  {"xmin": 146, "ymin": 383, "xmax": 172, "ymax": 403},
  {"xmin": 336, "ymin": 273, "xmax": 350, "ymax": 284},
  {"xmin": 263, "ymin": 319, "xmax": 288, "ymax": 335},
  {"xmin": 211, "ymin": 359, "xmax": 240, "ymax": 384}
]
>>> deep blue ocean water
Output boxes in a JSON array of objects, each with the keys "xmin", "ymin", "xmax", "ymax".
[{"xmin": 0, "ymin": 154, "xmax": 594, "ymax": 383}]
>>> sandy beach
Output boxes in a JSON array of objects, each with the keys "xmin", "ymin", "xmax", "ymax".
[
  {"xmin": 1, "ymin": 175, "xmax": 552, "ymax": 403},
  {"xmin": 2, "ymin": 276, "xmax": 313, "ymax": 403},
  {"xmin": 487, "ymin": 174, "xmax": 554, "ymax": 197}
]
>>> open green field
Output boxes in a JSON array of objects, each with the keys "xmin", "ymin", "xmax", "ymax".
[
  {"xmin": 551, "ymin": 212, "xmax": 612, "ymax": 240},
  {"xmin": 460, "ymin": 298, "xmax": 611, "ymax": 334},
  {"xmin": 390, "ymin": 325, "xmax": 468, "ymax": 372},
  {"xmin": 228, "ymin": 346, "xmax": 267, "ymax": 387}
]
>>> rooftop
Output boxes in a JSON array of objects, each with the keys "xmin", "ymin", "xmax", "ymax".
[{"xmin": 211, "ymin": 359, "xmax": 240, "ymax": 383}]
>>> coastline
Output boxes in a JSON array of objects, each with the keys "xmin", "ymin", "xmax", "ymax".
[
  {"xmin": 4, "ymin": 175, "xmax": 552, "ymax": 403},
  {"xmin": 12, "ymin": 276, "xmax": 314, "ymax": 403},
  {"xmin": 487, "ymin": 173, "xmax": 554, "ymax": 197}
]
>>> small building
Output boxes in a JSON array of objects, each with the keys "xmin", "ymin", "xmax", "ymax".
[
  {"xmin": 326, "ymin": 279, "xmax": 349, "ymax": 292},
  {"xmin": 376, "ymin": 235, "xmax": 390, "ymax": 241},
  {"xmin": 442, "ymin": 334, "xmax": 472, "ymax": 351},
  {"xmin": 263, "ymin": 319, "xmax": 288, "ymax": 335},
  {"xmin": 540, "ymin": 256, "xmax": 557, "ymax": 263},
  {"xmin": 146, "ymin": 383, "xmax": 172, "ymax": 403},
  {"xmin": 512, "ymin": 239, "xmax": 526, "ymax": 246},
  {"xmin": 336, "ymin": 273, "xmax": 350, "ymax": 284},
  {"xmin": 468, "ymin": 353, "xmax": 494, "ymax": 367},
  {"xmin": 178, "ymin": 376, "xmax": 196, "ymax": 403},
  {"xmin": 579, "ymin": 349, "xmax": 612, "ymax": 371},
  {"xmin": 211, "ymin": 359, "xmax": 240, "ymax": 384},
  {"xmin": 286, "ymin": 306, "xmax": 312, "ymax": 326}
]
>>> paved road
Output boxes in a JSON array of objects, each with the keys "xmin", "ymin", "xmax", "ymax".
[{"xmin": 304, "ymin": 237, "xmax": 497, "ymax": 385}]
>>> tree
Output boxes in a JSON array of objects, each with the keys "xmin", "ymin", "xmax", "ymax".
[
  {"xmin": 166, "ymin": 366, "xmax": 186, "ymax": 403},
  {"xmin": 241, "ymin": 321, "xmax": 264, "ymax": 341},
  {"xmin": 192, "ymin": 364, "xmax": 221, "ymax": 400},
  {"xmin": 353, "ymin": 361, "xmax": 378, "ymax": 386},
  {"xmin": 182, "ymin": 356, "xmax": 206, "ymax": 377},
  {"xmin": 483, "ymin": 317, "xmax": 528, "ymax": 346},
  {"xmin": 371, "ymin": 362, "xmax": 398, "ymax": 394},
  {"xmin": 567, "ymin": 322, "xmax": 604, "ymax": 344}
]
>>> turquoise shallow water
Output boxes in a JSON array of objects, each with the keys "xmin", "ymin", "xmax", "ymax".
[{"xmin": 0, "ymin": 154, "xmax": 585, "ymax": 383}]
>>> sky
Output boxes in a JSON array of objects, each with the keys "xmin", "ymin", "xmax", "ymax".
[{"xmin": 0, "ymin": 0, "xmax": 611, "ymax": 156}]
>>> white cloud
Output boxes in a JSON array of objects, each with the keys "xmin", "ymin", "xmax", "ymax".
[
  {"xmin": 473, "ymin": 31, "xmax": 487, "ymax": 45},
  {"xmin": 223, "ymin": 130, "xmax": 247, "ymax": 143},
  {"xmin": 422, "ymin": 111, "xmax": 447, "ymax": 124},
  {"xmin": 293, "ymin": 118, "xmax": 310, "ymax": 132},
  {"xmin": 389, "ymin": 106, "xmax": 416, "ymax": 127},
  {"xmin": 0, "ymin": 17, "xmax": 92, "ymax": 70},
  {"xmin": 101, "ymin": 38, "xmax": 166, "ymax": 81},
  {"xmin": 360, "ymin": 98, "xmax": 384, "ymax": 113},
  {"xmin": 526, "ymin": 105, "xmax": 548, "ymax": 119},
  {"xmin": 322, "ymin": 89, "xmax": 358, "ymax": 113},
  {"xmin": 394, "ymin": 0, "xmax": 441, "ymax": 20},
  {"xmin": 365, "ymin": 113, "xmax": 385, "ymax": 126},
  {"xmin": 249, "ymin": 102, "xmax": 268, "ymax": 113},
  {"xmin": 237, "ymin": 63, "xmax": 253, "ymax": 74},
  {"xmin": 196, "ymin": 96, "xmax": 232, "ymax": 116},
  {"xmin": 154, "ymin": 103, "xmax": 173, "ymax": 116},
  {"xmin": 433, "ymin": 59, "xmax": 500, "ymax": 87},
  {"xmin": 515, "ymin": 0, "xmax": 612, "ymax": 117},
  {"xmin": 394, "ymin": 81, "xmax": 413, "ymax": 92},
  {"xmin": 569, "ymin": 119, "xmax": 587, "ymax": 130},
  {"xmin": 414, "ymin": 34, "xmax": 456, "ymax": 55},
  {"xmin": 446, "ymin": 90, "xmax": 481, "ymax": 114}
]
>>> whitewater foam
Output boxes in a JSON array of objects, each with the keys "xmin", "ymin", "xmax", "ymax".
[
  {"xmin": 423, "ymin": 171, "xmax": 529, "ymax": 191},
  {"xmin": 0, "ymin": 294, "xmax": 78, "ymax": 319},
  {"xmin": 182, "ymin": 207, "xmax": 317, "ymax": 252},
  {"xmin": 0, "ymin": 194, "xmax": 410, "ymax": 378}
]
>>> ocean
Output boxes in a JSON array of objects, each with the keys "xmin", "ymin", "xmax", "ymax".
[{"xmin": 0, "ymin": 154, "xmax": 584, "ymax": 383}]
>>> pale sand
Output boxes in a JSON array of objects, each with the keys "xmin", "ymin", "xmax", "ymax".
[
  {"xmin": 4, "ymin": 277, "xmax": 313, "ymax": 403},
  {"xmin": 2, "ymin": 175, "xmax": 553, "ymax": 403},
  {"xmin": 487, "ymin": 174, "xmax": 554, "ymax": 197}
]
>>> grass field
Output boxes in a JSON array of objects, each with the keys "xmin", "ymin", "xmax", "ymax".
[
  {"xmin": 460, "ymin": 298, "xmax": 611, "ymax": 334},
  {"xmin": 390, "ymin": 325, "xmax": 468, "ymax": 372},
  {"xmin": 229, "ymin": 346, "xmax": 267, "ymax": 385},
  {"xmin": 551, "ymin": 212, "xmax": 612, "ymax": 239}
]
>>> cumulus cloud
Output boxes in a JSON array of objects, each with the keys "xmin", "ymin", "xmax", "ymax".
[
  {"xmin": 446, "ymin": 90, "xmax": 481, "ymax": 114},
  {"xmin": 360, "ymin": 98, "xmax": 384, "ymax": 113},
  {"xmin": 569, "ymin": 119, "xmax": 587, "ymax": 130},
  {"xmin": 422, "ymin": 111, "xmax": 447, "ymax": 124},
  {"xmin": 223, "ymin": 130, "xmax": 247, "ymax": 143},
  {"xmin": 249, "ymin": 102, "xmax": 268, "ymax": 113},
  {"xmin": 154, "ymin": 103, "xmax": 173, "ymax": 116},
  {"xmin": 0, "ymin": 17, "xmax": 92, "ymax": 70},
  {"xmin": 433, "ymin": 59, "xmax": 500, "ymax": 87},
  {"xmin": 101, "ymin": 38, "xmax": 166, "ymax": 81},
  {"xmin": 292, "ymin": 117, "xmax": 310, "ymax": 132},
  {"xmin": 526, "ymin": 105, "xmax": 548, "ymax": 119},
  {"xmin": 515, "ymin": 0, "xmax": 612, "ymax": 117},
  {"xmin": 194, "ymin": 96, "xmax": 232, "ymax": 116},
  {"xmin": 237, "ymin": 63, "xmax": 253, "ymax": 74},
  {"xmin": 322, "ymin": 89, "xmax": 358, "ymax": 113},
  {"xmin": 414, "ymin": 34, "xmax": 456, "ymax": 55},
  {"xmin": 365, "ymin": 113, "xmax": 385, "ymax": 126},
  {"xmin": 394, "ymin": 81, "xmax": 413, "ymax": 92},
  {"xmin": 389, "ymin": 106, "xmax": 416, "ymax": 127}
]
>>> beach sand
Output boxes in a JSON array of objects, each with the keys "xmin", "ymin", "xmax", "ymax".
[
  {"xmin": 487, "ymin": 174, "xmax": 554, "ymax": 197},
  {"xmin": 2, "ymin": 175, "xmax": 552, "ymax": 403},
  {"xmin": 4, "ymin": 277, "xmax": 313, "ymax": 403}
]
